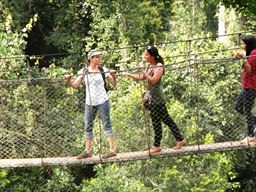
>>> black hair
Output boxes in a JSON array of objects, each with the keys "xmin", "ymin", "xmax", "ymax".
[
  {"xmin": 145, "ymin": 45, "xmax": 164, "ymax": 64},
  {"xmin": 241, "ymin": 35, "xmax": 256, "ymax": 56}
]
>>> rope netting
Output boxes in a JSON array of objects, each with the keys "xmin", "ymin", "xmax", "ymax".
[{"xmin": 1, "ymin": 32, "xmax": 256, "ymax": 167}]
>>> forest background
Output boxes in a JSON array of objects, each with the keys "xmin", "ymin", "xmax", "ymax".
[{"xmin": 1, "ymin": 0, "xmax": 256, "ymax": 191}]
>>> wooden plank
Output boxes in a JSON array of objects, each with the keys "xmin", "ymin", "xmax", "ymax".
[
  {"xmin": 0, "ymin": 141, "xmax": 255, "ymax": 168},
  {"xmin": 0, "ymin": 158, "xmax": 43, "ymax": 168}
]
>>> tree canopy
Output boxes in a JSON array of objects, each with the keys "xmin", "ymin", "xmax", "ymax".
[{"xmin": 1, "ymin": 0, "xmax": 256, "ymax": 191}]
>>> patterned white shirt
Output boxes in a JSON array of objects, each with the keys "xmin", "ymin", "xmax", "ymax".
[{"xmin": 78, "ymin": 67, "xmax": 110, "ymax": 106}]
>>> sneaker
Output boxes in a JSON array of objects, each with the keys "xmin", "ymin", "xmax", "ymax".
[
  {"xmin": 174, "ymin": 139, "xmax": 187, "ymax": 149},
  {"xmin": 76, "ymin": 151, "xmax": 92, "ymax": 159},
  {"xmin": 149, "ymin": 146, "xmax": 161, "ymax": 154},
  {"xmin": 240, "ymin": 136, "xmax": 256, "ymax": 144},
  {"xmin": 102, "ymin": 151, "xmax": 117, "ymax": 158}
]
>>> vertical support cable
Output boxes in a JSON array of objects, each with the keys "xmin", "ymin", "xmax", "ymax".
[
  {"xmin": 136, "ymin": 46, "xmax": 151, "ymax": 155},
  {"xmin": 238, "ymin": 32, "xmax": 245, "ymax": 141},
  {"xmin": 43, "ymin": 77, "xmax": 48, "ymax": 158},
  {"xmin": 193, "ymin": 53, "xmax": 201, "ymax": 149},
  {"xmin": 185, "ymin": 40, "xmax": 191, "ymax": 64},
  {"xmin": 98, "ymin": 114, "xmax": 103, "ymax": 161},
  {"xmin": 26, "ymin": 56, "xmax": 32, "ymax": 84}
]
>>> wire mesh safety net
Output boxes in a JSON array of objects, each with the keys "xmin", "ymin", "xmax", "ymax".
[{"xmin": 1, "ymin": 33, "xmax": 256, "ymax": 166}]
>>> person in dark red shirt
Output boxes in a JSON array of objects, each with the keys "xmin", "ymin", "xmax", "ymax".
[{"xmin": 235, "ymin": 35, "xmax": 256, "ymax": 144}]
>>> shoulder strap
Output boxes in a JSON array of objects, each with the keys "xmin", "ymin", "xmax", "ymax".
[
  {"xmin": 98, "ymin": 65, "xmax": 108, "ymax": 92},
  {"xmin": 145, "ymin": 66, "xmax": 151, "ymax": 90},
  {"xmin": 82, "ymin": 67, "xmax": 88, "ymax": 77}
]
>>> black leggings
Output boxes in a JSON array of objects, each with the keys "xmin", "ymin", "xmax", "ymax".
[{"xmin": 149, "ymin": 104, "xmax": 183, "ymax": 147}]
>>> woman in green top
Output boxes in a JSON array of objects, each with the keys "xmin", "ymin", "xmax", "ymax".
[{"xmin": 122, "ymin": 45, "xmax": 186, "ymax": 153}]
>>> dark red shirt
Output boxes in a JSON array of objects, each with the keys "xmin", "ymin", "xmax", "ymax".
[{"xmin": 242, "ymin": 49, "xmax": 256, "ymax": 89}]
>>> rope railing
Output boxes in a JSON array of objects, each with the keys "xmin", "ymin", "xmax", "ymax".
[
  {"xmin": 1, "ymin": 32, "xmax": 256, "ymax": 168},
  {"xmin": 0, "ymin": 31, "xmax": 252, "ymax": 60}
]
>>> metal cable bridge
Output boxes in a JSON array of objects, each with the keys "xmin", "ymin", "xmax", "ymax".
[{"xmin": 1, "ymin": 32, "xmax": 256, "ymax": 168}]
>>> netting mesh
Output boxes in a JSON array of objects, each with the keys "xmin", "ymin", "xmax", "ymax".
[
  {"xmin": 1, "ymin": 33, "xmax": 255, "ymax": 166},
  {"xmin": 0, "ymin": 79, "xmax": 84, "ymax": 158}
]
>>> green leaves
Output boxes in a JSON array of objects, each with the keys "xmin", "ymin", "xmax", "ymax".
[
  {"xmin": 0, "ymin": 170, "xmax": 10, "ymax": 189},
  {"xmin": 216, "ymin": 0, "xmax": 256, "ymax": 16},
  {"xmin": 81, "ymin": 164, "xmax": 151, "ymax": 192},
  {"xmin": 1, "ymin": 0, "xmax": 256, "ymax": 191}
]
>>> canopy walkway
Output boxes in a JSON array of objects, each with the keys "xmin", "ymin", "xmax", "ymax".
[
  {"xmin": 1, "ymin": 32, "xmax": 256, "ymax": 168},
  {"xmin": 1, "ymin": 141, "xmax": 255, "ymax": 168}
]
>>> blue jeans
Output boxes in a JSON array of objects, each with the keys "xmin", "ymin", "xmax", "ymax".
[
  {"xmin": 235, "ymin": 89, "xmax": 256, "ymax": 136},
  {"xmin": 84, "ymin": 100, "xmax": 114, "ymax": 139}
]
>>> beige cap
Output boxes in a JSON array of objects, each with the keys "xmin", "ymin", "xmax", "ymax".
[{"xmin": 87, "ymin": 50, "xmax": 101, "ymax": 60}]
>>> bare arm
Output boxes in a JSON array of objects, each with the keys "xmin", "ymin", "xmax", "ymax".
[
  {"xmin": 141, "ymin": 64, "xmax": 163, "ymax": 85},
  {"xmin": 64, "ymin": 74, "xmax": 83, "ymax": 89},
  {"xmin": 107, "ymin": 70, "xmax": 117, "ymax": 86},
  {"xmin": 235, "ymin": 51, "xmax": 252, "ymax": 73},
  {"xmin": 121, "ymin": 70, "xmax": 146, "ymax": 81},
  {"xmin": 243, "ymin": 58, "xmax": 252, "ymax": 73}
]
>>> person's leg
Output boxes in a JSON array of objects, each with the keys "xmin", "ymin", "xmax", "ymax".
[
  {"xmin": 106, "ymin": 135, "xmax": 116, "ymax": 154},
  {"xmin": 84, "ymin": 104, "xmax": 97, "ymax": 140},
  {"xmin": 149, "ymin": 105, "xmax": 162, "ymax": 150},
  {"xmin": 97, "ymin": 100, "xmax": 116, "ymax": 158},
  {"xmin": 77, "ymin": 104, "xmax": 96, "ymax": 159},
  {"xmin": 159, "ymin": 104, "xmax": 186, "ymax": 149},
  {"xmin": 159, "ymin": 104, "xmax": 184, "ymax": 141},
  {"xmin": 97, "ymin": 100, "xmax": 114, "ymax": 138},
  {"xmin": 244, "ymin": 90, "xmax": 256, "ymax": 137},
  {"xmin": 239, "ymin": 89, "xmax": 256, "ymax": 144},
  {"xmin": 235, "ymin": 90, "xmax": 245, "ymax": 115}
]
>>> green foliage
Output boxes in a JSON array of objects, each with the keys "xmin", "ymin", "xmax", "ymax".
[
  {"xmin": 215, "ymin": 0, "xmax": 256, "ymax": 16},
  {"xmin": 0, "ymin": 167, "xmax": 80, "ymax": 192},
  {"xmin": 1, "ymin": 0, "xmax": 256, "ymax": 191},
  {"xmin": 150, "ymin": 153, "xmax": 237, "ymax": 192},
  {"xmin": 228, "ymin": 149, "xmax": 256, "ymax": 191},
  {"xmin": 0, "ymin": 6, "xmax": 27, "ymax": 79},
  {"xmin": 83, "ymin": 0, "xmax": 174, "ymax": 51},
  {"xmin": 1, "ymin": 168, "xmax": 47, "ymax": 191},
  {"xmin": 79, "ymin": 154, "xmax": 237, "ymax": 192},
  {"xmin": 164, "ymin": 0, "xmax": 225, "ymax": 42},
  {"xmin": 44, "ymin": 167, "xmax": 79, "ymax": 192},
  {"xmin": 0, "ymin": 170, "xmax": 10, "ymax": 189},
  {"xmin": 81, "ymin": 164, "xmax": 151, "ymax": 192}
]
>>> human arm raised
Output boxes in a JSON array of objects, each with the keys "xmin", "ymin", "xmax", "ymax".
[
  {"xmin": 121, "ymin": 69, "xmax": 146, "ymax": 81},
  {"xmin": 140, "ymin": 63, "xmax": 163, "ymax": 85},
  {"xmin": 235, "ymin": 51, "xmax": 251, "ymax": 73},
  {"xmin": 64, "ymin": 74, "xmax": 83, "ymax": 89},
  {"xmin": 107, "ymin": 69, "xmax": 117, "ymax": 86}
]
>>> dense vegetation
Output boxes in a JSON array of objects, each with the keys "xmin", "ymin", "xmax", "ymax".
[{"xmin": 1, "ymin": 0, "xmax": 256, "ymax": 191}]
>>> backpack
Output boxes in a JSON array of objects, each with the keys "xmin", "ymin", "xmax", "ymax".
[{"xmin": 98, "ymin": 65, "xmax": 107, "ymax": 92}]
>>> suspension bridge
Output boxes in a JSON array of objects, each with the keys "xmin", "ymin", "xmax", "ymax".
[{"xmin": 1, "ymin": 32, "xmax": 256, "ymax": 168}]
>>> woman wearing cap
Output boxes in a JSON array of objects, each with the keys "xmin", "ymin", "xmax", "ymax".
[
  {"xmin": 65, "ymin": 50, "xmax": 117, "ymax": 159},
  {"xmin": 122, "ymin": 45, "xmax": 186, "ymax": 153},
  {"xmin": 235, "ymin": 35, "xmax": 256, "ymax": 144}
]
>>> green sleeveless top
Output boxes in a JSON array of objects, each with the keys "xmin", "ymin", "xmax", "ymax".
[{"xmin": 147, "ymin": 64, "xmax": 166, "ymax": 105}]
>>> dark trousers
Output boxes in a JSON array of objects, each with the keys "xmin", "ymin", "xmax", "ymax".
[
  {"xmin": 149, "ymin": 104, "xmax": 183, "ymax": 147},
  {"xmin": 235, "ymin": 89, "xmax": 256, "ymax": 136}
]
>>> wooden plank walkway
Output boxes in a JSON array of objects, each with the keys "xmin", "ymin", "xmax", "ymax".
[{"xmin": 1, "ymin": 141, "xmax": 255, "ymax": 168}]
